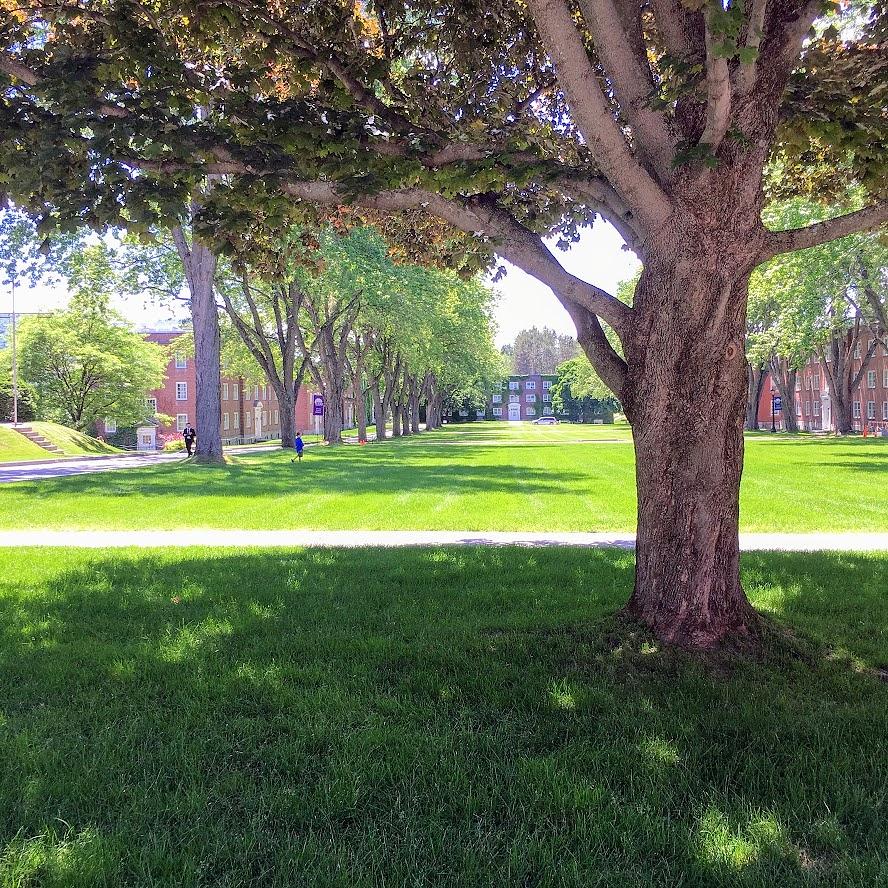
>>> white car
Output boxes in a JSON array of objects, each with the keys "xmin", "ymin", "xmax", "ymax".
[{"xmin": 532, "ymin": 416, "xmax": 559, "ymax": 425}]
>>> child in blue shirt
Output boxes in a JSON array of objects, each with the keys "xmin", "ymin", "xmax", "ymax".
[{"xmin": 291, "ymin": 432, "xmax": 304, "ymax": 463}]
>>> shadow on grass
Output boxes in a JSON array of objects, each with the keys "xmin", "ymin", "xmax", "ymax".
[{"xmin": 0, "ymin": 548, "xmax": 885, "ymax": 886}]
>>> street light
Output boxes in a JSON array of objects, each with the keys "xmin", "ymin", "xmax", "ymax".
[{"xmin": 10, "ymin": 272, "xmax": 17, "ymax": 427}]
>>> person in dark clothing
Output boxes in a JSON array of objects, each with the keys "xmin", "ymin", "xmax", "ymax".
[
  {"xmin": 291, "ymin": 432, "xmax": 304, "ymax": 463},
  {"xmin": 182, "ymin": 425, "xmax": 196, "ymax": 456}
]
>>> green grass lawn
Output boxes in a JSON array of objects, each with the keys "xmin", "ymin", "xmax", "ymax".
[
  {"xmin": 1, "ymin": 547, "xmax": 885, "ymax": 886},
  {"xmin": 1, "ymin": 424, "xmax": 886, "ymax": 532},
  {"xmin": 0, "ymin": 426, "xmax": 49, "ymax": 462}
]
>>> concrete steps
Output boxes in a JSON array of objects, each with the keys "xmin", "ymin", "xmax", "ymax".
[{"xmin": 12, "ymin": 426, "xmax": 63, "ymax": 453}]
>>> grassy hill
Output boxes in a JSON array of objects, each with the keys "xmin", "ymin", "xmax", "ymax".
[{"xmin": 0, "ymin": 421, "xmax": 121, "ymax": 463}]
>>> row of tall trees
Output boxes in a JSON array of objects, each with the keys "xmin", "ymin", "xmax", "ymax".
[
  {"xmin": 746, "ymin": 196, "xmax": 888, "ymax": 434},
  {"xmin": 120, "ymin": 222, "xmax": 502, "ymax": 447}
]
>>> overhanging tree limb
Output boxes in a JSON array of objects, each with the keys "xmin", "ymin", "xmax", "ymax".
[
  {"xmin": 760, "ymin": 202, "xmax": 888, "ymax": 261},
  {"xmin": 699, "ymin": 8, "xmax": 732, "ymax": 150}
]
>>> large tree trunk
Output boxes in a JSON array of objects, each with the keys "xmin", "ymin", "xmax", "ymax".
[
  {"xmin": 279, "ymin": 386, "xmax": 296, "ymax": 450},
  {"xmin": 391, "ymin": 403, "xmax": 402, "ymax": 437},
  {"xmin": 617, "ymin": 255, "xmax": 759, "ymax": 650},
  {"xmin": 745, "ymin": 363, "xmax": 765, "ymax": 431},
  {"xmin": 174, "ymin": 229, "xmax": 223, "ymax": 463}
]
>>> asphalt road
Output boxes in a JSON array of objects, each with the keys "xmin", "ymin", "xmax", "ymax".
[{"xmin": 0, "ymin": 452, "xmax": 185, "ymax": 484}]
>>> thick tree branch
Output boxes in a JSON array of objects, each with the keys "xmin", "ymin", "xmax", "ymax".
[
  {"xmin": 699, "ymin": 8, "xmax": 732, "ymax": 150},
  {"xmin": 576, "ymin": 0, "xmax": 677, "ymax": 178},
  {"xmin": 525, "ymin": 0, "xmax": 673, "ymax": 229},
  {"xmin": 736, "ymin": 0, "xmax": 768, "ymax": 95},
  {"xmin": 649, "ymin": 0, "xmax": 702, "ymax": 59},
  {"xmin": 569, "ymin": 301, "xmax": 628, "ymax": 402},
  {"xmin": 760, "ymin": 202, "xmax": 888, "ymax": 261}
]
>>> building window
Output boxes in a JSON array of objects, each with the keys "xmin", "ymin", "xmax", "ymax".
[
  {"xmin": 234, "ymin": 411, "xmax": 239, "ymax": 428},
  {"xmin": 176, "ymin": 382, "xmax": 188, "ymax": 401},
  {"xmin": 105, "ymin": 418, "xmax": 117, "ymax": 433},
  {"xmin": 804, "ymin": 376, "xmax": 810, "ymax": 390},
  {"xmin": 509, "ymin": 381, "xmax": 519, "ymax": 391},
  {"xmin": 542, "ymin": 379, "xmax": 551, "ymax": 389},
  {"xmin": 795, "ymin": 377, "xmax": 801, "ymax": 391},
  {"xmin": 804, "ymin": 401, "xmax": 810, "ymax": 416},
  {"xmin": 867, "ymin": 400, "xmax": 876, "ymax": 419},
  {"xmin": 253, "ymin": 385, "xmax": 260, "ymax": 400},
  {"xmin": 526, "ymin": 393, "xmax": 537, "ymax": 403},
  {"xmin": 175, "ymin": 354, "xmax": 187, "ymax": 369},
  {"xmin": 882, "ymin": 401, "xmax": 888, "ymax": 420},
  {"xmin": 812, "ymin": 374, "xmax": 819, "ymax": 390},
  {"xmin": 245, "ymin": 411, "xmax": 252, "ymax": 427},
  {"xmin": 223, "ymin": 412, "xmax": 230, "ymax": 430},
  {"xmin": 233, "ymin": 384, "xmax": 239, "ymax": 400},
  {"xmin": 459, "ymin": 409, "xmax": 469, "ymax": 417},
  {"xmin": 263, "ymin": 410, "xmax": 269, "ymax": 425},
  {"xmin": 525, "ymin": 380, "xmax": 536, "ymax": 390},
  {"xmin": 525, "ymin": 406, "xmax": 536, "ymax": 416},
  {"xmin": 853, "ymin": 401, "xmax": 861, "ymax": 418},
  {"xmin": 491, "ymin": 393, "xmax": 502, "ymax": 404},
  {"xmin": 176, "ymin": 413, "xmax": 188, "ymax": 431},
  {"xmin": 492, "ymin": 407, "xmax": 502, "ymax": 417},
  {"xmin": 867, "ymin": 370, "xmax": 876, "ymax": 389},
  {"xmin": 543, "ymin": 407, "xmax": 554, "ymax": 416},
  {"xmin": 853, "ymin": 343, "xmax": 861, "ymax": 359},
  {"xmin": 883, "ymin": 369, "xmax": 888, "ymax": 388},
  {"xmin": 509, "ymin": 394, "xmax": 519, "ymax": 403},
  {"xmin": 273, "ymin": 409, "xmax": 279, "ymax": 425},
  {"xmin": 813, "ymin": 400, "xmax": 820, "ymax": 415},
  {"xmin": 264, "ymin": 385, "xmax": 269, "ymax": 400},
  {"xmin": 145, "ymin": 398, "xmax": 157, "ymax": 413},
  {"xmin": 543, "ymin": 393, "xmax": 551, "ymax": 402},
  {"xmin": 222, "ymin": 383, "xmax": 229, "ymax": 400}
]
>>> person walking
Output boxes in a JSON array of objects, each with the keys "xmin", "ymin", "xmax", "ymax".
[
  {"xmin": 182, "ymin": 424, "xmax": 196, "ymax": 457},
  {"xmin": 291, "ymin": 432, "xmax": 304, "ymax": 463}
]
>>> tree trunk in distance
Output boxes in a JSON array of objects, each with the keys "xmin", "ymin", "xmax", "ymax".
[
  {"xmin": 391, "ymin": 403, "xmax": 402, "ymax": 437},
  {"xmin": 618, "ymin": 253, "xmax": 759, "ymax": 650},
  {"xmin": 279, "ymin": 386, "xmax": 296, "ymax": 450},
  {"xmin": 323, "ymin": 378, "xmax": 345, "ymax": 444},
  {"xmin": 769, "ymin": 357, "xmax": 798, "ymax": 432},
  {"xmin": 176, "ymin": 233, "xmax": 223, "ymax": 463},
  {"xmin": 745, "ymin": 364, "xmax": 764, "ymax": 431},
  {"xmin": 371, "ymin": 382, "xmax": 386, "ymax": 441}
]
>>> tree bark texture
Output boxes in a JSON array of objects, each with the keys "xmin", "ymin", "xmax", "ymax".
[{"xmin": 615, "ymin": 241, "xmax": 760, "ymax": 649}]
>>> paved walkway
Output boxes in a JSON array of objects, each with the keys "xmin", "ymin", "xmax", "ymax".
[
  {"xmin": 0, "ymin": 529, "xmax": 885, "ymax": 550},
  {"xmin": 0, "ymin": 452, "xmax": 185, "ymax": 483}
]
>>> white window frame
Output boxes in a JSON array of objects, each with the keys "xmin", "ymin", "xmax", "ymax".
[
  {"xmin": 804, "ymin": 401, "xmax": 810, "ymax": 416},
  {"xmin": 852, "ymin": 401, "xmax": 861, "ymax": 418},
  {"xmin": 176, "ymin": 382, "xmax": 188, "ymax": 401},
  {"xmin": 491, "ymin": 393, "xmax": 502, "ymax": 404},
  {"xmin": 867, "ymin": 370, "xmax": 876, "ymax": 389},
  {"xmin": 526, "ymin": 393, "xmax": 537, "ymax": 403},
  {"xmin": 273, "ymin": 409, "xmax": 279, "ymax": 425},
  {"xmin": 223, "ymin": 412, "xmax": 230, "ymax": 430},
  {"xmin": 245, "ymin": 411, "xmax": 252, "ymax": 427},
  {"xmin": 145, "ymin": 397, "xmax": 157, "ymax": 413},
  {"xmin": 174, "ymin": 353, "xmax": 187, "ymax": 369},
  {"xmin": 234, "ymin": 411, "xmax": 240, "ymax": 428},
  {"xmin": 525, "ymin": 406, "xmax": 536, "ymax": 416},
  {"xmin": 883, "ymin": 369, "xmax": 888, "ymax": 388},
  {"xmin": 176, "ymin": 413, "xmax": 188, "ymax": 431},
  {"xmin": 492, "ymin": 407, "xmax": 502, "ymax": 417},
  {"xmin": 867, "ymin": 400, "xmax": 876, "ymax": 420},
  {"xmin": 233, "ymin": 384, "xmax": 239, "ymax": 400},
  {"xmin": 882, "ymin": 401, "xmax": 888, "ymax": 420},
  {"xmin": 509, "ymin": 381, "xmax": 519, "ymax": 391},
  {"xmin": 542, "ymin": 379, "xmax": 551, "ymax": 389},
  {"xmin": 853, "ymin": 343, "xmax": 861, "ymax": 359},
  {"xmin": 105, "ymin": 418, "xmax": 117, "ymax": 433},
  {"xmin": 525, "ymin": 380, "xmax": 536, "ymax": 390},
  {"xmin": 509, "ymin": 394, "xmax": 519, "ymax": 403},
  {"xmin": 222, "ymin": 382, "xmax": 229, "ymax": 400},
  {"xmin": 459, "ymin": 409, "xmax": 469, "ymax": 417}
]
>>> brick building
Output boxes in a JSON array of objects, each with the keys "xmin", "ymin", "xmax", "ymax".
[
  {"xmin": 480, "ymin": 373, "xmax": 558, "ymax": 421},
  {"xmin": 756, "ymin": 330, "xmax": 888, "ymax": 432},
  {"xmin": 105, "ymin": 331, "xmax": 316, "ymax": 447}
]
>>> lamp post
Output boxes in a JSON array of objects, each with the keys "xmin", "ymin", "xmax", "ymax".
[{"xmin": 10, "ymin": 272, "xmax": 17, "ymax": 426}]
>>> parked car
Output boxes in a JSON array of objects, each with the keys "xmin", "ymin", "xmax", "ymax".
[{"xmin": 532, "ymin": 416, "xmax": 559, "ymax": 425}]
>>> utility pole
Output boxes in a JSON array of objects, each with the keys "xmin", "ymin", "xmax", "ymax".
[{"xmin": 10, "ymin": 272, "xmax": 17, "ymax": 426}]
